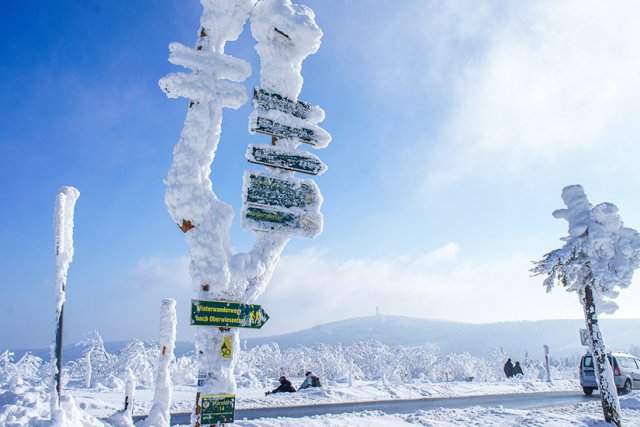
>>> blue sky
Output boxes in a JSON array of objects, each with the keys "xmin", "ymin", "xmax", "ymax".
[{"xmin": 2, "ymin": 0, "xmax": 640, "ymax": 350}]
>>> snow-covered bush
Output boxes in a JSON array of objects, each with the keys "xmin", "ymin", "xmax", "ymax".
[{"xmin": 0, "ymin": 351, "xmax": 44, "ymax": 386}]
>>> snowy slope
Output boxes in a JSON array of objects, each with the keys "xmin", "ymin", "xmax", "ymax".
[
  {"xmin": 11, "ymin": 316, "xmax": 640, "ymax": 361},
  {"xmin": 244, "ymin": 315, "xmax": 640, "ymax": 358}
]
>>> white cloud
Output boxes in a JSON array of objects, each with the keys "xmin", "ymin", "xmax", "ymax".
[
  {"xmin": 422, "ymin": 0, "xmax": 640, "ymax": 188},
  {"xmin": 352, "ymin": 1, "xmax": 640, "ymax": 190},
  {"xmin": 257, "ymin": 243, "xmax": 596, "ymax": 336},
  {"xmin": 130, "ymin": 255, "xmax": 191, "ymax": 291}
]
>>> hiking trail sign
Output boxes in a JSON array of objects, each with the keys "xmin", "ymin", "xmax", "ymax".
[
  {"xmin": 244, "ymin": 171, "xmax": 319, "ymax": 209},
  {"xmin": 246, "ymin": 144, "xmax": 327, "ymax": 176},
  {"xmin": 190, "ymin": 299, "xmax": 269, "ymax": 329},
  {"xmin": 200, "ymin": 394, "xmax": 235, "ymax": 425}
]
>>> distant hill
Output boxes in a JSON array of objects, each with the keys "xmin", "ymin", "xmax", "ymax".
[
  {"xmin": 243, "ymin": 315, "xmax": 640, "ymax": 358},
  {"xmin": 10, "ymin": 316, "xmax": 640, "ymax": 361}
]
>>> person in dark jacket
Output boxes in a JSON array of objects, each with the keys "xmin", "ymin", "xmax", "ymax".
[
  {"xmin": 512, "ymin": 361, "xmax": 524, "ymax": 377},
  {"xmin": 503, "ymin": 358, "xmax": 514, "ymax": 378},
  {"xmin": 266, "ymin": 376, "xmax": 296, "ymax": 395},
  {"xmin": 299, "ymin": 371, "xmax": 322, "ymax": 390}
]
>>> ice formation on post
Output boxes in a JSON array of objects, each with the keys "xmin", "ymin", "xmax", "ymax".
[
  {"xmin": 159, "ymin": 0, "xmax": 328, "ymax": 424},
  {"xmin": 141, "ymin": 299, "xmax": 177, "ymax": 427},
  {"xmin": 532, "ymin": 185, "xmax": 640, "ymax": 427},
  {"xmin": 50, "ymin": 186, "xmax": 80, "ymax": 422}
]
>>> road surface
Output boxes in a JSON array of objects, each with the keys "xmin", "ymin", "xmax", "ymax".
[{"xmin": 132, "ymin": 390, "xmax": 592, "ymax": 425}]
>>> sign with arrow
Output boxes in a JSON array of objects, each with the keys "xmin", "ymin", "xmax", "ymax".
[
  {"xmin": 251, "ymin": 115, "xmax": 323, "ymax": 145},
  {"xmin": 253, "ymin": 87, "xmax": 318, "ymax": 120},
  {"xmin": 191, "ymin": 299, "xmax": 269, "ymax": 329},
  {"xmin": 246, "ymin": 144, "xmax": 327, "ymax": 175}
]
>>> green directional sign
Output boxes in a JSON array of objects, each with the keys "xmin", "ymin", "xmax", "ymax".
[
  {"xmin": 242, "ymin": 206, "xmax": 321, "ymax": 238},
  {"xmin": 245, "ymin": 172, "xmax": 318, "ymax": 209},
  {"xmin": 191, "ymin": 299, "xmax": 269, "ymax": 329},
  {"xmin": 252, "ymin": 116, "xmax": 322, "ymax": 146},
  {"xmin": 201, "ymin": 394, "xmax": 235, "ymax": 425},
  {"xmin": 253, "ymin": 87, "xmax": 314, "ymax": 120},
  {"xmin": 246, "ymin": 144, "xmax": 327, "ymax": 175}
]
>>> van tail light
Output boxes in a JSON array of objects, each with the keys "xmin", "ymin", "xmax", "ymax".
[
  {"xmin": 579, "ymin": 363, "xmax": 583, "ymax": 376},
  {"xmin": 615, "ymin": 366, "xmax": 621, "ymax": 376}
]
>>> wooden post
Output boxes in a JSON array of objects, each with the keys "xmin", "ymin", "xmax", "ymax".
[{"xmin": 54, "ymin": 304, "xmax": 64, "ymax": 404}]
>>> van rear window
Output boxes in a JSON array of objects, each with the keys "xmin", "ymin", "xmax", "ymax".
[{"xmin": 582, "ymin": 355, "xmax": 615, "ymax": 368}]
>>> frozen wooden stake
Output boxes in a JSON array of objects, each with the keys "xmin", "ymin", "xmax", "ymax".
[
  {"xmin": 51, "ymin": 186, "xmax": 80, "ymax": 422},
  {"xmin": 140, "ymin": 299, "xmax": 177, "ymax": 427},
  {"xmin": 543, "ymin": 345, "xmax": 551, "ymax": 383}
]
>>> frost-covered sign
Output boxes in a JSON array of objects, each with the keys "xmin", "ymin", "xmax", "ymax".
[
  {"xmin": 159, "ymin": 0, "xmax": 329, "ymax": 425},
  {"xmin": 246, "ymin": 144, "xmax": 326, "ymax": 175},
  {"xmin": 580, "ymin": 328, "xmax": 589, "ymax": 346}
]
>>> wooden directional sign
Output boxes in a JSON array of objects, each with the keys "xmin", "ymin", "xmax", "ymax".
[
  {"xmin": 247, "ymin": 144, "xmax": 327, "ymax": 175},
  {"xmin": 201, "ymin": 394, "xmax": 235, "ymax": 425},
  {"xmin": 253, "ymin": 87, "xmax": 316, "ymax": 120},
  {"xmin": 242, "ymin": 205, "xmax": 321, "ymax": 238},
  {"xmin": 191, "ymin": 299, "xmax": 269, "ymax": 329},
  {"xmin": 245, "ymin": 172, "xmax": 319, "ymax": 209},
  {"xmin": 251, "ymin": 115, "xmax": 320, "ymax": 145}
]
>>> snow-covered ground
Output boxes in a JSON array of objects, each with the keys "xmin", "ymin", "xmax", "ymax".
[
  {"xmin": 68, "ymin": 377, "xmax": 581, "ymax": 418},
  {"xmin": 5, "ymin": 376, "xmax": 640, "ymax": 426}
]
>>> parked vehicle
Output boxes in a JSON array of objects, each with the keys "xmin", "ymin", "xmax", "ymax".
[{"xmin": 580, "ymin": 352, "xmax": 640, "ymax": 396}]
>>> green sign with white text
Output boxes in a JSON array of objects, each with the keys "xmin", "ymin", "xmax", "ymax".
[
  {"xmin": 190, "ymin": 299, "xmax": 269, "ymax": 329},
  {"xmin": 201, "ymin": 394, "xmax": 235, "ymax": 425}
]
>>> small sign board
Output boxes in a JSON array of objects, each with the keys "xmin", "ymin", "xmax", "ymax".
[
  {"xmin": 246, "ymin": 144, "xmax": 327, "ymax": 176},
  {"xmin": 251, "ymin": 116, "xmax": 330, "ymax": 147},
  {"xmin": 201, "ymin": 394, "xmax": 235, "ymax": 425},
  {"xmin": 191, "ymin": 299, "xmax": 269, "ymax": 329},
  {"xmin": 253, "ymin": 87, "xmax": 317, "ymax": 120},
  {"xmin": 242, "ymin": 205, "xmax": 321, "ymax": 238},
  {"xmin": 245, "ymin": 172, "xmax": 319, "ymax": 210},
  {"xmin": 580, "ymin": 328, "xmax": 589, "ymax": 346}
]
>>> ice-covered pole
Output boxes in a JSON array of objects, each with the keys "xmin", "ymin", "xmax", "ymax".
[
  {"xmin": 543, "ymin": 345, "xmax": 551, "ymax": 383},
  {"xmin": 123, "ymin": 368, "xmax": 136, "ymax": 419},
  {"xmin": 532, "ymin": 185, "xmax": 640, "ymax": 427},
  {"xmin": 142, "ymin": 299, "xmax": 177, "ymax": 427},
  {"xmin": 50, "ymin": 186, "xmax": 80, "ymax": 418}
]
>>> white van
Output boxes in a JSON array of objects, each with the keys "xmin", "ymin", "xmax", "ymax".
[{"xmin": 580, "ymin": 352, "xmax": 640, "ymax": 395}]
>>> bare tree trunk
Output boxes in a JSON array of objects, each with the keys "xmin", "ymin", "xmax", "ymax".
[{"xmin": 582, "ymin": 284, "xmax": 622, "ymax": 427}]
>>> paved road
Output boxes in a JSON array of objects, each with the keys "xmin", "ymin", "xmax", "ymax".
[{"xmin": 133, "ymin": 391, "xmax": 593, "ymax": 425}]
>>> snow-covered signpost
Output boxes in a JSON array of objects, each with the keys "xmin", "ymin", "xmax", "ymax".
[
  {"xmin": 51, "ymin": 186, "xmax": 80, "ymax": 421},
  {"xmin": 532, "ymin": 185, "xmax": 640, "ymax": 427},
  {"xmin": 160, "ymin": 0, "xmax": 328, "ymax": 425}
]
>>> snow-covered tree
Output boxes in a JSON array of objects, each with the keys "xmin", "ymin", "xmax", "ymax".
[
  {"xmin": 76, "ymin": 331, "xmax": 118, "ymax": 388},
  {"xmin": 532, "ymin": 185, "xmax": 640, "ymax": 427}
]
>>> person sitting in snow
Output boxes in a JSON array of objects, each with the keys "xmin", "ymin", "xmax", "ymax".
[
  {"xmin": 512, "ymin": 361, "xmax": 524, "ymax": 377},
  {"xmin": 298, "ymin": 371, "xmax": 322, "ymax": 390},
  {"xmin": 503, "ymin": 358, "xmax": 514, "ymax": 378},
  {"xmin": 265, "ymin": 376, "xmax": 296, "ymax": 395}
]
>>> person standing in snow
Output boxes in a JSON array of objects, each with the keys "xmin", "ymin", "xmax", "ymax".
[
  {"xmin": 503, "ymin": 358, "xmax": 514, "ymax": 378},
  {"xmin": 265, "ymin": 376, "xmax": 296, "ymax": 395},
  {"xmin": 298, "ymin": 371, "xmax": 322, "ymax": 390},
  {"xmin": 512, "ymin": 361, "xmax": 524, "ymax": 377}
]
